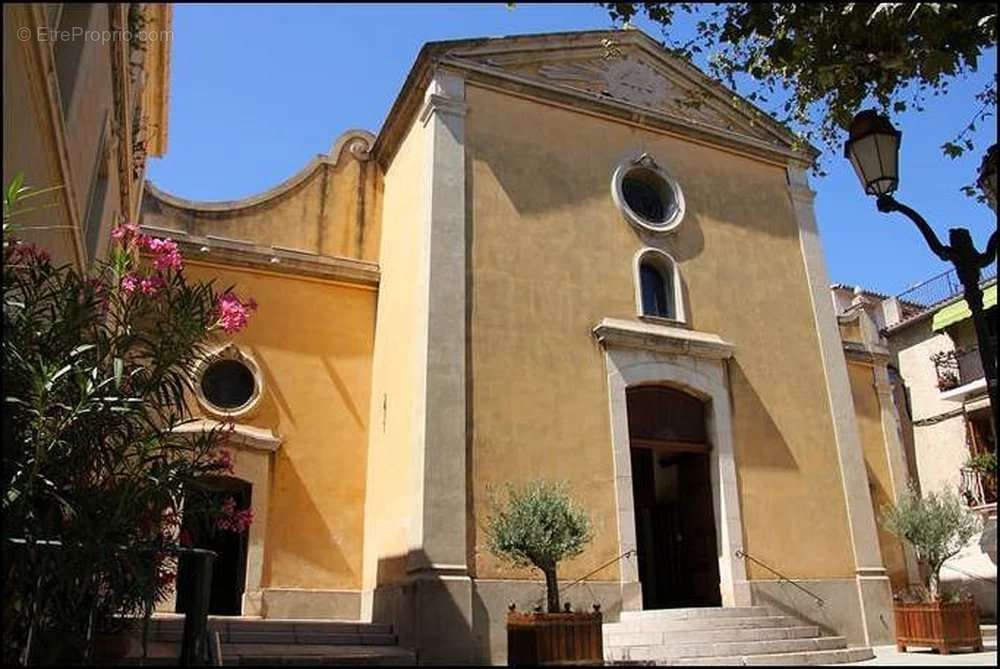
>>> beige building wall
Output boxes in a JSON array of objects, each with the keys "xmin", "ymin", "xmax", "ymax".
[
  {"xmin": 3, "ymin": 3, "xmax": 170, "ymax": 267},
  {"xmin": 892, "ymin": 321, "xmax": 969, "ymax": 495},
  {"xmin": 463, "ymin": 84, "xmax": 857, "ymax": 588}
]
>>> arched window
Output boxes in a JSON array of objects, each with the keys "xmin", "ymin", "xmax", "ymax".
[
  {"xmin": 634, "ymin": 249, "xmax": 683, "ymax": 322},
  {"xmin": 640, "ymin": 262, "xmax": 672, "ymax": 317}
]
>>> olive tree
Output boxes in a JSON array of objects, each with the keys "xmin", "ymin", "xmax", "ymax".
[
  {"xmin": 485, "ymin": 480, "xmax": 593, "ymax": 613},
  {"xmin": 882, "ymin": 485, "xmax": 982, "ymax": 601}
]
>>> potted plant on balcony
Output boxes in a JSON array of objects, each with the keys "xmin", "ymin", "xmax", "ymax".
[
  {"xmin": 485, "ymin": 480, "xmax": 601, "ymax": 666},
  {"xmin": 965, "ymin": 452, "xmax": 997, "ymax": 503},
  {"xmin": 930, "ymin": 351, "xmax": 960, "ymax": 390},
  {"xmin": 882, "ymin": 485, "xmax": 984, "ymax": 654}
]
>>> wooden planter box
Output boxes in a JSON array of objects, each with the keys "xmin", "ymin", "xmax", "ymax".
[
  {"xmin": 507, "ymin": 610, "xmax": 603, "ymax": 666},
  {"xmin": 894, "ymin": 599, "xmax": 983, "ymax": 654}
]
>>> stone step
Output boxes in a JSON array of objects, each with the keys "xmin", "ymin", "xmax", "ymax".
[
  {"xmin": 668, "ymin": 646, "xmax": 874, "ymax": 666},
  {"xmin": 605, "ymin": 625, "xmax": 822, "ymax": 647},
  {"xmin": 104, "ymin": 641, "xmax": 415, "ymax": 666},
  {"xmin": 620, "ymin": 607, "xmax": 773, "ymax": 622},
  {"xmin": 606, "ymin": 636, "xmax": 847, "ymax": 661},
  {"xmin": 219, "ymin": 643, "xmax": 416, "ymax": 666},
  {"xmin": 605, "ymin": 615, "xmax": 800, "ymax": 634},
  {"xmin": 146, "ymin": 616, "xmax": 394, "ymax": 644}
]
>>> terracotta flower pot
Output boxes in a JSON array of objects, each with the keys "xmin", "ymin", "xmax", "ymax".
[
  {"xmin": 506, "ymin": 609, "xmax": 603, "ymax": 666},
  {"xmin": 894, "ymin": 599, "xmax": 983, "ymax": 654}
]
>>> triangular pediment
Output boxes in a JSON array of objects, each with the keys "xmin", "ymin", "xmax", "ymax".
[{"xmin": 435, "ymin": 30, "xmax": 805, "ymax": 157}]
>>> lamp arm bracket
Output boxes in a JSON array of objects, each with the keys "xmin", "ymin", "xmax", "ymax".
[{"xmin": 877, "ymin": 194, "xmax": 952, "ymax": 263}]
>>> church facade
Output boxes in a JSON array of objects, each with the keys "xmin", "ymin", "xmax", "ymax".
[{"xmin": 140, "ymin": 30, "xmax": 912, "ymax": 664}]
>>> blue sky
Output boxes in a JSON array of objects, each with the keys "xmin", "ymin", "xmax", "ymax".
[{"xmin": 148, "ymin": 3, "xmax": 997, "ymax": 296}]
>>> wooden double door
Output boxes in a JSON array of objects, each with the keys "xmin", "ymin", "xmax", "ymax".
[{"xmin": 627, "ymin": 385, "xmax": 721, "ymax": 609}]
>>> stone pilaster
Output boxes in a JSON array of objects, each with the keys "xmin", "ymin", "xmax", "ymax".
[
  {"xmin": 787, "ymin": 165, "xmax": 895, "ymax": 645},
  {"xmin": 405, "ymin": 67, "xmax": 475, "ymax": 664},
  {"xmin": 872, "ymin": 365, "xmax": 923, "ymax": 585}
]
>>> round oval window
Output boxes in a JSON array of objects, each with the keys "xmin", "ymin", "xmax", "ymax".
[
  {"xmin": 200, "ymin": 358, "xmax": 256, "ymax": 411},
  {"xmin": 621, "ymin": 167, "xmax": 674, "ymax": 225}
]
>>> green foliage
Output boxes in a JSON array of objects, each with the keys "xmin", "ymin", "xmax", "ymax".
[
  {"xmin": 882, "ymin": 485, "xmax": 982, "ymax": 600},
  {"xmin": 965, "ymin": 450, "xmax": 997, "ymax": 474},
  {"xmin": 3, "ymin": 172, "xmax": 63, "ymax": 234},
  {"xmin": 601, "ymin": 3, "xmax": 996, "ymax": 176},
  {"xmin": 2, "ymin": 181, "xmax": 254, "ymax": 663},
  {"xmin": 485, "ymin": 480, "xmax": 592, "ymax": 612}
]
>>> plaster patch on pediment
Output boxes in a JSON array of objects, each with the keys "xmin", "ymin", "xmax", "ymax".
[
  {"xmin": 449, "ymin": 37, "xmax": 791, "ymax": 148},
  {"xmin": 534, "ymin": 55, "xmax": 731, "ymax": 128}
]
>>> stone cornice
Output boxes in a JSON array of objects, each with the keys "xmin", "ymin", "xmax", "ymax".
[
  {"xmin": 139, "ymin": 225, "xmax": 380, "ymax": 287},
  {"xmin": 372, "ymin": 29, "xmax": 815, "ymax": 171},
  {"xmin": 444, "ymin": 57, "xmax": 808, "ymax": 168},
  {"xmin": 172, "ymin": 418, "xmax": 282, "ymax": 453},
  {"xmin": 593, "ymin": 317, "xmax": 734, "ymax": 360},
  {"xmin": 143, "ymin": 130, "xmax": 374, "ymax": 214},
  {"xmin": 842, "ymin": 341, "xmax": 891, "ymax": 366},
  {"xmin": 419, "ymin": 94, "xmax": 468, "ymax": 126}
]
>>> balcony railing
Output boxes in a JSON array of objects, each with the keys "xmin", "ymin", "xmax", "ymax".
[
  {"xmin": 888, "ymin": 265, "xmax": 997, "ymax": 326},
  {"xmin": 931, "ymin": 347, "xmax": 985, "ymax": 391},
  {"xmin": 960, "ymin": 467, "xmax": 997, "ymax": 508}
]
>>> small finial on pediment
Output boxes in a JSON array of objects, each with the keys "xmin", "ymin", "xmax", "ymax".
[{"xmin": 633, "ymin": 152, "xmax": 659, "ymax": 170}]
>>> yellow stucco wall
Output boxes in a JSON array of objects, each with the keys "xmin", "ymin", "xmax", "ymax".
[
  {"xmin": 464, "ymin": 84, "xmax": 856, "ymax": 582},
  {"xmin": 182, "ymin": 261, "xmax": 376, "ymax": 591},
  {"xmin": 361, "ymin": 118, "xmax": 427, "ymax": 589},
  {"xmin": 847, "ymin": 361, "xmax": 910, "ymax": 591},
  {"xmin": 143, "ymin": 154, "xmax": 379, "ymax": 262}
]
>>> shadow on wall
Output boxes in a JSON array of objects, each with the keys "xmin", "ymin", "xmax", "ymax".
[
  {"xmin": 469, "ymin": 133, "xmax": 708, "ymax": 265},
  {"xmin": 263, "ymin": 454, "xmax": 355, "ymax": 588},
  {"xmin": 371, "ymin": 550, "xmax": 479, "ymax": 665},
  {"xmin": 726, "ymin": 360, "xmax": 799, "ymax": 471},
  {"xmin": 752, "ymin": 583, "xmax": 842, "ymax": 640}
]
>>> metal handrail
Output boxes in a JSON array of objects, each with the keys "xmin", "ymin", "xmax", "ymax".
[
  {"xmin": 735, "ymin": 549, "xmax": 825, "ymax": 608},
  {"xmin": 559, "ymin": 549, "xmax": 637, "ymax": 598}
]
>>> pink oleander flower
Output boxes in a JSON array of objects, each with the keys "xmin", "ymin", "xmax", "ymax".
[
  {"xmin": 139, "ymin": 273, "xmax": 166, "ymax": 295},
  {"xmin": 215, "ymin": 292, "xmax": 257, "ymax": 334},
  {"xmin": 208, "ymin": 448, "xmax": 235, "ymax": 474},
  {"xmin": 120, "ymin": 273, "xmax": 140, "ymax": 294},
  {"xmin": 4, "ymin": 240, "xmax": 51, "ymax": 266},
  {"xmin": 111, "ymin": 222, "xmax": 140, "ymax": 243},
  {"xmin": 216, "ymin": 496, "xmax": 254, "ymax": 533},
  {"xmin": 143, "ymin": 237, "xmax": 183, "ymax": 272}
]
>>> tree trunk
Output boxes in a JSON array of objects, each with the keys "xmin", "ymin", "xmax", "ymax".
[
  {"xmin": 928, "ymin": 565, "xmax": 940, "ymax": 601},
  {"xmin": 543, "ymin": 566, "xmax": 560, "ymax": 613}
]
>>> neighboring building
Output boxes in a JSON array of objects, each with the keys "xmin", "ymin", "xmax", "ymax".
[
  {"xmin": 135, "ymin": 29, "xmax": 907, "ymax": 664},
  {"xmin": 832, "ymin": 267, "xmax": 997, "ymax": 619},
  {"xmin": 2, "ymin": 3, "xmax": 170, "ymax": 267}
]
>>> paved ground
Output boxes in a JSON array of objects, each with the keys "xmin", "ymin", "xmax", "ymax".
[{"xmin": 839, "ymin": 642, "xmax": 998, "ymax": 666}]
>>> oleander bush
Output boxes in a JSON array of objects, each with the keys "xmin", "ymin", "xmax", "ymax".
[{"xmin": 2, "ymin": 176, "xmax": 256, "ymax": 664}]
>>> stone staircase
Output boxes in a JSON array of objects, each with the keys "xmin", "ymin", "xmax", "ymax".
[
  {"xmin": 982, "ymin": 623, "xmax": 997, "ymax": 647},
  {"xmin": 604, "ymin": 606, "xmax": 874, "ymax": 666},
  {"xmin": 119, "ymin": 615, "xmax": 415, "ymax": 665}
]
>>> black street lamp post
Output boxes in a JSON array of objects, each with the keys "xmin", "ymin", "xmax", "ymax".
[{"xmin": 845, "ymin": 110, "xmax": 998, "ymax": 416}]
